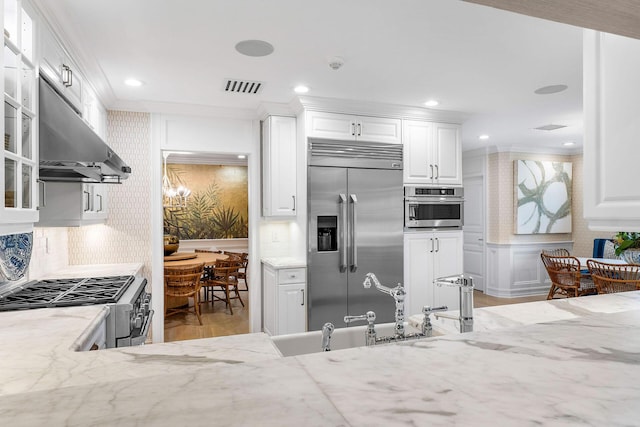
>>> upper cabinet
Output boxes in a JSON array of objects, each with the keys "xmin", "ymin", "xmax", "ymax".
[
  {"xmin": 403, "ymin": 120, "xmax": 461, "ymax": 186},
  {"xmin": 262, "ymin": 116, "xmax": 297, "ymax": 217},
  {"xmin": 39, "ymin": 23, "xmax": 84, "ymax": 112},
  {"xmin": 307, "ymin": 111, "xmax": 401, "ymax": 144},
  {"xmin": 583, "ymin": 30, "xmax": 640, "ymax": 231},
  {"xmin": 38, "ymin": 182, "xmax": 108, "ymax": 227},
  {"xmin": 1, "ymin": 0, "xmax": 38, "ymax": 224}
]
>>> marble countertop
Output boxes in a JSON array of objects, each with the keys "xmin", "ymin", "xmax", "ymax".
[
  {"xmin": 34, "ymin": 262, "xmax": 144, "ymax": 279},
  {"xmin": 1, "ymin": 286, "xmax": 639, "ymax": 425},
  {"xmin": 261, "ymin": 257, "xmax": 307, "ymax": 269}
]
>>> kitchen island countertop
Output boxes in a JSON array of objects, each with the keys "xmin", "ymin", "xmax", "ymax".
[{"xmin": 1, "ymin": 283, "xmax": 639, "ymax": 424}]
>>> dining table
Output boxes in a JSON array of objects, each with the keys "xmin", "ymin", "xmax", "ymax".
[{"xmin": 576, "ymin": 257, "xmax": 628, "ymax": 267}]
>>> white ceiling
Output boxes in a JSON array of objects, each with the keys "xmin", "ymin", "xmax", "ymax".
[{"xmin": 34, "ymin": 0, "xmax": 584, "ymax": 153}]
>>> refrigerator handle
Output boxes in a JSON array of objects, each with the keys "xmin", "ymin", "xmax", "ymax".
[
  {"xmin": 339, "ymin": 194, "xmax": 348, "ymax": 272},
  {"xmin": 350, "ymin": 194, "xmax": 358, "ymax": 272}
]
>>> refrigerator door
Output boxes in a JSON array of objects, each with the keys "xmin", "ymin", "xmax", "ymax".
[
  {"xmin": 308, "ymin": 166, "xmax": 349, "ymax": 330},
  {"xmin": 346, "ymin": 168, "xmax": 404, "ymax": 324}
]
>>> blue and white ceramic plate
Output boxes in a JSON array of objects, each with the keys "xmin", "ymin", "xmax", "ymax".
[{"xmin": 0, "ymin": 232, "xmax": 33, "ymax": 281}]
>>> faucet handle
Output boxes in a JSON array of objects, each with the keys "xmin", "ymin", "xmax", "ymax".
[
  {"xmin": 422, "ymin": 305, "xmax": 448, "ymax": 315},
  {"xmin": 344, "ymin": 311, "xmax": 376, "ymax": 324}
]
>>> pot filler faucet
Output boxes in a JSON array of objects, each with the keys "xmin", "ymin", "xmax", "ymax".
[{"xmin": 433, "ymin": 274, "xmax": 474, "ymax": 333}]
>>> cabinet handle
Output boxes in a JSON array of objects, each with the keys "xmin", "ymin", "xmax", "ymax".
[
  {"xmin": 434, "ymin": 164, "xmax": 439, "ymax": 179},
  {"xmin": 301, "ymin": 289, "xmax": 305, "ymax": 306},
  {"xmin": 430, "ymin": 238, "xmax": 434, "ymax": 253},
  {"xmin": 429, "ymin": 164, "xmax": 434, "ymax": 179},
  {"xmin": 351, "ymin": 122, "xmax": 356, "ymax": 136},
  {"xmin": 357, "ymin": 123, "xmax": 361, "ymax": 136},
  {"xmin": 436, "ymin": 238, "xmax": 440, "ymax": 252},
  {"xmin": 97, "ymin": 194, "xmax": 103, "ymax": 212},
  {"xmin": 37, "ymin": 179, "xmax": 46, "ymax": 209},
  {"xmin": 62, "ymin": 64, "xmax": 73, "ymax": 87},
  {"xmin": 292, "ymin": 195, "xmax": 296, "ymax": 211},
  {"xmin": 83, "ymin": 190, "xmax": 91, "ymax": 212}
]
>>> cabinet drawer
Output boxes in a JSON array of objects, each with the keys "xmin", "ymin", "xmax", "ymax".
[{"xmin": 278, "ymin": 268, "xmax": 306, "ymax": 284}]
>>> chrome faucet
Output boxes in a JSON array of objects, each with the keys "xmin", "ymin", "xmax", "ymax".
[
  {"xmin": 363, "ymin": 272, "xmax": 405, "ymax": 337},
  {"xmin": 321, "ymin": 322, "xmax": 335, "ymax": 351},
  {"xmin": 344, "ymin": 311, "xmax": 377, "ymax": 346},
  {"xmin": 434, "ymin": 274, "xmax": 474, "ymax": 333}
]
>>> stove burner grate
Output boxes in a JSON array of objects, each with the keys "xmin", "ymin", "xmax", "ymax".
[{"xmin": 0, "ymin": 276, "xmax": 135, "ymax": 311}]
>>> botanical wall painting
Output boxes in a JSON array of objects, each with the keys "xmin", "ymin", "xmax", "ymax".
[
  {"xmin": 163, "ymin": 164, "xmax": 248, "ymax": 239},
  {"xmin": 515, "ymin": 160, "xmax": 572, "ymax": 234}
]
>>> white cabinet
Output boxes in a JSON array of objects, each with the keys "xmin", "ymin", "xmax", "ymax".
[
  {"xmin": 583, "ymin": 30, "xmax": 640, "ymax": 231},
  {"xmin": 262, "ymin": 116, "xmax": 297, "ymax": 217},
  {"xmin": 37, "ymin": 182, "xmax": 108, "ymax": 226},
  {"xmin": 1, "ymin": 0, "xmax": 38, "ymax": 224},
  {"xmin": 307, "ymin": 111, "xmax": 401, "ymax": 144},
  {"xmin": 39, "ymin": 22, "xmax": 84, "ymax": 112},
  {"xmin": 262, "ymin": 263, "xmax": 306, "ymax": 336},
  {"xmin": 403, "ymin": 120, "xmax": 461, "ymax": 186},
  {"xmin": 82, "ymin": 84, "xmax": 107, "ymax": 139},
  {"xmin": 404, "ymin": 230, "xmax": 463, "ymax": 316}
]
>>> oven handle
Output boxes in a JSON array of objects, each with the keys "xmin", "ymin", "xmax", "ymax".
[{"xmin": 408, "ymin": 204, "xmax": 417, "ymax": 220}]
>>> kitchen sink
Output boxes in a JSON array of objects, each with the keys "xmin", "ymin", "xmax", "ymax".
[{"xmin": 271, "ymin": 322, "xmax": 435, "ymax": 357}]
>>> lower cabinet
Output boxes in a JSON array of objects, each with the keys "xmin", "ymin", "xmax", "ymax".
[
  {"xmin": 403, "ymin": 230, "xmax": 463, "ymax": 316},
  {"xmin": 262, "ymin": 263, "xmax": 306, "ymax": 336}
]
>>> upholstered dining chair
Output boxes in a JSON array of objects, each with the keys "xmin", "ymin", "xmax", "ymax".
[
  {"xmin": 587, "ymin": 260, "xmax": 640, "ymax": 294},
  {"xmin": 203, "ymin": 258, "xmax": 245, "ymax": 314},
  {"xmin": 541, "ymin": 254, "xmax": 597, "ymax": 299},
  {"xmin": 164, "ymin": 263, "xmax": 205, "ymax": 325}
]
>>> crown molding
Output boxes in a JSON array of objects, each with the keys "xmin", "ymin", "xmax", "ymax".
[{"xmin": 486, "ymin": 144, "xmax": 582, "ymax": 156}]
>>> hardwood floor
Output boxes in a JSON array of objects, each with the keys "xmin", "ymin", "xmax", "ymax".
[{"xmin": 164, "ymin": 288, "xmax": 546, "ymax": 343}]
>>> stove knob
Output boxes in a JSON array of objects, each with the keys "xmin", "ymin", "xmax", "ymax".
[
  {"xmin": 142, "ymin": 302, "xmax": 150, "ymax": 314},
  {"xmin": 132, "ymin": 314, "xmax": 143, "ymax": 329}
]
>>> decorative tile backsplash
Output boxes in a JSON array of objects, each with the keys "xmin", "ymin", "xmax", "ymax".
[
  {"xmin": 0, "ymin": 232, "xmax": 33, "ymax": 281},
  {"xmin": 68, "ymin": 111, "xmax": 152, "ymax": 278}
]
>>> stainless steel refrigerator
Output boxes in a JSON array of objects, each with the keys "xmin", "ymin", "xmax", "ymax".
[{"xmin": 307, "ymin": 140, "xmax": 404, "ymax": 331}]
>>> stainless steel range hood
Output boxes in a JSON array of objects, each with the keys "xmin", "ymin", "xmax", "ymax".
[{"xmin": 38, "ymin": 77, "xmax": 131, "ymax": 183}]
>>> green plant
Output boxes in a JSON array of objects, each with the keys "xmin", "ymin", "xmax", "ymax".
[{"xmin": 613, "ymin": 232, "xmax": 640, "ymax": 256}]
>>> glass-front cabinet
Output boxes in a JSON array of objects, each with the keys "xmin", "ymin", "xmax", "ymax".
[{"xmin": 2, "ymin": 0, "xmax": 38, "ymax": 223}]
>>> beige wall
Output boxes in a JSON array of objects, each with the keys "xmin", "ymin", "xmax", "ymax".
[
  {"xmin": 68, "ymin": 111, "xmax": 152, "ymax": 277},
  {"xmin": 487, "ymin": 151, "xmax": 611, "ymax": 256}
]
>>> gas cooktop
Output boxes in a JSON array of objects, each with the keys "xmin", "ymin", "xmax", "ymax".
[{"xmin": 0, "ymin": 276, "xmax": 135, "ymax": 311}]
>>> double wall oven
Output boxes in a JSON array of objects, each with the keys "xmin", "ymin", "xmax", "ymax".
[{"xmin": 404, "ymin": 186, "xmax": 464, "ymax": 229}]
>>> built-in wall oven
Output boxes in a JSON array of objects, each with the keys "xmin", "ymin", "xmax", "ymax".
[{"xmin": 404, "ymin": 186, "xmax": 464, "ymax": 229}]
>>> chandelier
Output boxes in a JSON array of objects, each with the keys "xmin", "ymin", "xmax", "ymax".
[{"xmin": 162, "ymin": 152, "xmax": 191, "ymax": 208}]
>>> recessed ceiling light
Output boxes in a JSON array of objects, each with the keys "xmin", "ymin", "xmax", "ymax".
[
  {"xmin": 534, "ymin": 84, "xmax": 568, "ymax": 95},
  {"xmin": 294, "ymin": 85, "xmax": 309, "ymax": 94},
  {"xmin": 424, "ymin": 100, "xmax": 439, "ymax": 107},
  {"xmin": 479, "ymin": 134, "xmax": 490, "ymax": 140},
  {"xmin": 563, "ymin": 141, "xmax": 575, "ymax": 146},
  {"xmin": 235, "ymin": 40, "xmax": 274, "ymax": 57},
  {"xmin": 124, "ymin": 78, "xmax": 143, "ymax": 87},
  {"xmin": 237, "ymin": 154, "xmax": 246, "ymax": 159}
]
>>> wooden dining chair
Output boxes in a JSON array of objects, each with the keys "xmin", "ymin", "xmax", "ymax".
[
  {"xmin": 541, "ymin": 248, "xmax": 571, "ymax": 257},
  {"xmin": 587, "ymin": 260, "xmax": 640, "ymax": 294},
  {"xmin": 203, "ymin": 258, "xmax": 245, "ymax": 314},
  {"xmin": 225, "ymin": 251, "xmax": 249, "ymax": 292},
  {"xmin": 541, "ymin": 254, "xmax": 596, "ymax": 299},
  {"xmin": 164, "ymin": 263, "xmax": 205, "ymax": 325}
]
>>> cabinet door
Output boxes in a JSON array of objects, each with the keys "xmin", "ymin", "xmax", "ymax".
[
  {"xmin": 404, "ymin": 233, "xmax": 434, "ymax": 316},
  {"xmin": 433, "ymin": 231, "xmax": 464, "ymax": 309},
  {"xmin": 403, "ymin": 120, "xmax": 434, "ymax": 184},
  {"xmin": 262, "ymin": 116, "xmax": 297, "ymax": 217},
  {"xmin": 356, "ymin": 116, "xmax": 401, "ymax": 144},
  {"xmin": 262, "ymin": 265, "xmax": 277, "ymax": 335},
  {"xmin": 277, "ymin": 283, "xmax": 306, "ymax": 335},
  {"xmin": 307, "ymin": 111, "xmax": 355, "ymax": 141},
  {"xmin": 433, "ymin": 123, "xmax": 462, "ymax": 186}
]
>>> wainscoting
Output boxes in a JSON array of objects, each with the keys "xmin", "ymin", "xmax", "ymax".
[{"xmin": 486, "ymin": 241, "xmax": 574, "ymax": 297}]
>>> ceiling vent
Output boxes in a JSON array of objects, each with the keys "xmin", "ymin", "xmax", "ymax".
[
  {"xmin": 534, "ymin": 124, "xmax": 567, "ymax": 131},
  {"xmin": 224, "ymin": 79, "xmax": 263, "ymax": 94}
]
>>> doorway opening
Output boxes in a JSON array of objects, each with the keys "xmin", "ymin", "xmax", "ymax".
[{"xmin": 161, "ymin": 150, "xmax": 250, "ymax": 342}]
